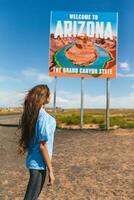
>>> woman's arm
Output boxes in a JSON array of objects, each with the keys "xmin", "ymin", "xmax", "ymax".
[{"xmin": 39, "ymin": 141, "xmax": 55, "ymax": 185}]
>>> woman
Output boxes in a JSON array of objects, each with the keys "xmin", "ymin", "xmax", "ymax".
[{"xmin": 18, "ymin": 84, "xmax": 56, "ymax": 200}]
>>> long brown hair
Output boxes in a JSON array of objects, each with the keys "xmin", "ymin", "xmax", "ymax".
[{"xmin": 18, "ymin": 84, "xmax": 50, "ymax": 154}]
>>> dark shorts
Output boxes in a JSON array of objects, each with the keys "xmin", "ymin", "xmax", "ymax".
[{"xmin": 24, "ymin": 169, "xmax": 47, "ymax": 200}]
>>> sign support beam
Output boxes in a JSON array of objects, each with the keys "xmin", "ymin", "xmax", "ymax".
[
  {"xmin": 80, "ymin": 77, "xmax": 84, "ymax": 130},
  {"xmin": 53, "ymin": 76, "xmax": 57, "ymax": 118},
  {"xmin": 106, "ymin": 78, "xmax": 110, "ymax": 130}
]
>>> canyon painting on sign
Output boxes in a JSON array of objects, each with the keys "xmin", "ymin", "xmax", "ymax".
[{"xmin": 49, "ymin": 11, "xmax": 118, "ymax": 78}]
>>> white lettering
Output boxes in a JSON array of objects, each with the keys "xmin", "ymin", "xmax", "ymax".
[
  {"xmin": 54, "ymin": 20, "xmax": 113, "ymax": 40},
  {"xmin": 104, "ymin": 22, "xmax": 113, "ymax": 40}
]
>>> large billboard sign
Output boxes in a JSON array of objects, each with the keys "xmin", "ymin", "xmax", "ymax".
[{"xmin": 49, "ymin": 11, "xmax": 118, "ymax": 78}]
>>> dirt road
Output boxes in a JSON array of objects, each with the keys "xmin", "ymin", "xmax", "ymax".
[{"xmin": 0, "ymin": 115, "xmax": 134, "ymax": 200}]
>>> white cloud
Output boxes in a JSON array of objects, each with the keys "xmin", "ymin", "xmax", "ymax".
[
  {"xmin": 52, "ymin": 91, "xmax": 134, "ymax": 109},
  {"xmin": 117, "ymin": 73, "xmax": 134, "ymax": 78},
  {"xmin": 0, "ymin": 91, "xmax": 25, "ymax": 107},
  {"xmin": 131, "ymin": 85, "xmax": 134, "ymax": 88},
  {"xmin": 55, "ymin": 91, "xmax": 134, "ymax": 109},
  {"xmin": 0, "ymin": 68, "xmax": 53, "ymax": 84},
  {"xmin": 22, "ymin": 68, "xmax": 53, "ymax": 83},
  {"xmin": 1, "ymin": 90, "xmax": 134, "ymax": 109},
  {"xmin": 110, "ymin": 94, "xmax": 134, "ymax": 108},
  {"xmin": 119, "ymin": 62, "xmax": 129, "ymax": 71},
  {"xmin": 0, "ymin": 75, "xmax": 20, "ymax": 82}
]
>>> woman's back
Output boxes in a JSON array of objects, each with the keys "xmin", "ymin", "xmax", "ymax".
[{"xmin": 26, "ymin": 107, "xmax": 56, "ymax": 170}]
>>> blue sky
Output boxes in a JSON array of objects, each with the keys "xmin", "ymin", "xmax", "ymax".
[{"xmin": 0, "ymin": 0, "xmax": 134, "ymax": 108}]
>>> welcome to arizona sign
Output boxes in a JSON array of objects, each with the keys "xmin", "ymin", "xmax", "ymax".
[{"xmin": 49, "ymin": 11, "xmax": 118, "ymax": 78}]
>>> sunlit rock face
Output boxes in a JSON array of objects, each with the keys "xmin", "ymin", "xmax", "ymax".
[
  {"xmin": 49, "ymin": 34, "xmax": 74, "ymax": 67},
  {"xmin": 65, "ymin": 36, "xmax": 97, "ymax": 66},
  {"xmin": 49, "ymin": 34, "xmax": 117, "ymax": 68}
]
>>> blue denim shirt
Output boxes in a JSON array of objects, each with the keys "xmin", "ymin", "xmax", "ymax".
[{"xmin": 26, "ymin": 107, "xmax": 56, "ymax": 170}]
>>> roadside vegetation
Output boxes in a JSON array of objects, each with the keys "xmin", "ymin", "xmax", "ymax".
[{"xmin": 1, "ymin": 108, "xmax": 134, "ymax": 129}]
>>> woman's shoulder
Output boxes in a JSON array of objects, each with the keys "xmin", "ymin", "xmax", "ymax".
[{"xmin": 38, "ymin": 107, "xmax": 56, "ymax": 123}]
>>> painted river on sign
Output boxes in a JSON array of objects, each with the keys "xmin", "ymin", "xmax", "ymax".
[{"xmin": 54, "ymin": 42, "xmax": 112, "ymax": 74}]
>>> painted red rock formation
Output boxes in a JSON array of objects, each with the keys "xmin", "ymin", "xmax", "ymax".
[
  {"xmin": 49, "ymin": 34, "xmax": 74, "ymax": 67},
  {"xmin": 49, "ymin": 34, "xmax": 117, "ymax": 68},
  {"xmin": 65, "ymin": 36, "xmax": 97, "ymax": 66}
]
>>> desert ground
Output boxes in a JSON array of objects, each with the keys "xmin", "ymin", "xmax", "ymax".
[{"xmin": 0, "ymin": 114, "xmax": 134, "ymax": 200}]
